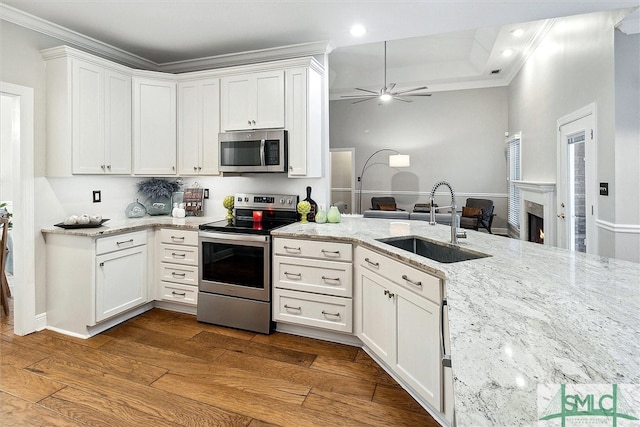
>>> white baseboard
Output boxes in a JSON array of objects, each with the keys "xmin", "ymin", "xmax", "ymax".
[
  {"xmin": 274, "ymin": 322, "xmax": 362, "ymax": 347},
  {"xmin": 35, "ymin": 312, "xmax": 47, "ymax": 331}
]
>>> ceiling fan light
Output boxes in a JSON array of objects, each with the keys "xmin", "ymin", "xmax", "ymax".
[{"xmin": 380, "ymin": 93, "xmax": 392, "ymax": 101}]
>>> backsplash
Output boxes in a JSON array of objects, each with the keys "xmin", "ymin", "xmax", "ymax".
[{"xmin": 40, "ymin": 174, "xmax": 328, "ymax": 223}]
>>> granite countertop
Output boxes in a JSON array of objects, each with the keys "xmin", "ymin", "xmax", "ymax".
[
  {"xmin": 271, "ymin": 217, "xmax": 640, "ymax": 426},
  {"xmin": 40, "ymin": 216, "xmax": 220, "ymax": 237}
]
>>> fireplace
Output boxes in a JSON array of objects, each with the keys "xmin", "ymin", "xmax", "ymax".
[
  {"xmin": 514, "ymin": 181, "xmax": 556, "ymax": 246},
  {"xmin": 528, "ymin": 213, "xmax": 544, "ymax": 244}
]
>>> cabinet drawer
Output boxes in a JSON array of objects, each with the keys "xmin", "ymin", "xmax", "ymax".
[
  {"xmin": 274, "ymin": 238, "xmax": 352, "ymax": 262},
  {"xmin": 273, "ymin": 288, "xmax": 352, "ymax": 333},
  {"xmin": 160, "ymin": 244, "xmax": 198, "ymax": 265},
  {"xmin": 96, "ymin": 231, "xmax": 146, "ymax": 255},
  {"xmin": 356, "ymin": 246, "xmax": 441, "ymax": 304},
  {"xmin": 274, "ymin": 255, "xmax": 352, "ymax": 297},
  {"xmin": 159, "ymin": 228, "xmax": 198, "ymax": 246},
  {"xmin": 160, "ymin": 263, "xmax": 198, "ymax": 286},
  {"xmin": 160, "ymin": 282, "xmax": 198, "ymax": 306}
]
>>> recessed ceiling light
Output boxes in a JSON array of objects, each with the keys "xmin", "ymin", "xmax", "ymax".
[
  {"xmin": 502, "ymin": 49, "xmax": 514, "ymax": 57},
  {"xmin": 350, "ymin": 24, "xmax": 366, "ymax": 37},
  {"xmin": 511, "ymin": 28, "xmax": 524, "ymax": 37}
]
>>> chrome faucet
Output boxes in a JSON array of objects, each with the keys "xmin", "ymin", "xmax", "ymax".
[{"xmin": 429, "ymin": 181, "xmax": 467, "ymax": 244}]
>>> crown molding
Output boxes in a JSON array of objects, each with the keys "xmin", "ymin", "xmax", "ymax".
[
  {"xmin": 158, "ymin": 41, "xmax": 334, "ymax": 74},
  {"xmin": 500, "ymin": 19, "xmax": 556, "ymax": 87},
  {"xmin": 0, "ymin": 4, "xmax": 158, "ymax": 70},
  {"xmin": 1, "ymin": 4, "xmax": 333, "ymax": 73}
]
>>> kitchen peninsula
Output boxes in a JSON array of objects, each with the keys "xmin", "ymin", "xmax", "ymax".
[
  {"xmin": 270, "ymin": 217, "xmax": 640, "ymax": 426},
  {"xmin": 41, "ymin": 216, "xmax": 639, "ymax": 426}
]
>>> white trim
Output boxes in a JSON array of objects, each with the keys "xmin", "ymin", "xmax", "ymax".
[
  {"xmin": 596, "ymin": 219, "xmax": 640, "ymax": 234},
  {"xmin": 275, "ymin": 322, "xmax": 362, "ymax": 347},
  {"xmin": 35, "ymin": 312, "xmax": 47, "ymax": 331},
  {"xmin": 159, "ymin": 41, "xmax": 334, "ymax": 74},
  {"xmin": 0, "ymin": 4, "xmax": 157, "ymax": 70},
  {"xmin": 0, "ymin": 81, "xmax": 36, "ymax": 336},
  {"xmin": 1, "ymin": 4, "xmax": 333, "ymax": 73}
]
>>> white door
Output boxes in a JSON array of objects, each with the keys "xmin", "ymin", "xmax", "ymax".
[
  {"xmin": 358, "ymin": 271, "xmax": 396, "ymax": 364},
  {"xmin": 557, "ymin": 111, "xmax": 597, "ymax": 253},
  {"xmin": 95, "ymin": 245, "xmax": 147, "ymax": 322},
  {"xmin": 133, "ymin": 77, "xmax": 177, "ymax": 175},
  {"xmin": 104, "ymin": 69, "xmax": 132, "ymax": 174}
]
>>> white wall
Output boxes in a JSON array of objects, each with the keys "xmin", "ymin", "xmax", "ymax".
[
  {"xmin": 329, "ymin": 87, "xmax": 509, "ymax": 228},
  {"xmin": 507, "ymin": 10, "xmax": 637, "ymax": 260},
  {"xmin": 614, "ymin": 29, "xmax": 640, "ymax": 262}
]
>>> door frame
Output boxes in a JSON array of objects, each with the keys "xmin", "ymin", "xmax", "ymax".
[
  {"xmin": 329, "ymin": 148, "xmax": 356, "ymax": 214},
  {"xmin": 1, "ymin": 81, "xmax": 36, "ymax": 335},
  {"xmin": 556, "ymin": 103, "xmax": 598, "ymax": 254}
]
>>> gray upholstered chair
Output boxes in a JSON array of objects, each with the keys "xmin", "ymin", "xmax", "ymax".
[{"xmin": 460, "ymin": 198, "xmax": 495, "ymax": 233}]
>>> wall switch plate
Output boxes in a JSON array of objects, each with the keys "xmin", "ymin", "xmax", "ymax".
[
  {"xmin": 204, "ymin": 189, "xmax": 209, "ymax": 199},
  {"xmin": 93, "ymin": 190, "xmax": 101, "ymax": 203},
  {"xmin": 599, "ymin": 183, "xmax": 608, "ymax": 196}
]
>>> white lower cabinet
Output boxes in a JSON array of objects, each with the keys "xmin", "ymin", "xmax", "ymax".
[
  {"xmin": 96, "ymin": 244, "xmax": 147, "ymax": 322},
  {"xmin": 157, "ymin": 228, "xmax": 199, "ymax": 306},
  {"xmin": 355, "ymin": 245, "xmax": 443, "ymax": 413},
  {"xmin": 272, "ymin": 238, "xmax": 353, "ymax": 333},
  {"xmin": 45, "ymin": 230, "xmax": 150, "ymax": 337}
]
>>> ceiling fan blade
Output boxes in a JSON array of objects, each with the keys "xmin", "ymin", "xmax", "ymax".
[
  {"xmin": 392, "ymin": 86, "xmax": 430, "ymax": 96},
  {"xmin": 355, "ymin": 87, "xmax": 380, "ymax": 95},
  {"xmin": 352, "ymin": 97, "xmax": 378, "ymax": 104},
  {"xmin": 340, "ymin": 94, "xmax": 377, "ymax": 99},
  {"xmin": 386, "ymin": 83, "xmax": 396, "ymax": 92},
  {"xmin": 404, "ymin": 93, "xmax": 432, "ymax": 97},
  {"xmin": 391, "ymin": 96, "xmax": 412, "ymax": 103}
]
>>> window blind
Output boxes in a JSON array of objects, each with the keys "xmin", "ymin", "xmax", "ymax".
[{"xmin": 507, "ymin": 136, "xmax": 521, "ymax": 228}]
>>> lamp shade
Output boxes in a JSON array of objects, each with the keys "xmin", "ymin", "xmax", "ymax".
[{"xmin": 389, "ymin": 154, "xmax": 410, "ymax": 168}]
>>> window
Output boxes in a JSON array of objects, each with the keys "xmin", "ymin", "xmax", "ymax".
[{"xmin": 507, "ymin": 134, "xmax": 521, "ymax": 229}]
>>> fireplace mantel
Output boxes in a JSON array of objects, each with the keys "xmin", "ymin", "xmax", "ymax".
[
  {"xmin": 513, "ymin": 181, "xmax": 556, "ymax": 193},
  {"xmin": 514, "ymin": 181, "xmax": 556, "ymax": 246}
]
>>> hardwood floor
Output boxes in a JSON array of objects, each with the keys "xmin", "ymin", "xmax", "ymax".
[{"xmin": 1, "ymin": 305, "xmax": 439, "ymax": 426}]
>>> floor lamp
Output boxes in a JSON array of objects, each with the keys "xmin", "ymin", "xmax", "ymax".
[{"xmin": 358, "ymin": 149, "xmax": 411, "ymax": 214}]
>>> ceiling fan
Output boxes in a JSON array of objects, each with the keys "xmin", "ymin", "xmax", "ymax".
[{"xmin": 341, "ymin": 41, "xmax": 432, "ymax": 104}]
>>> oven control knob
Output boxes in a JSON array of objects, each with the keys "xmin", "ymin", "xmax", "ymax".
[
  {"xmin": 244, "ymin": 197, "xmax": 249, "ymax": 202},
  {"xmin": 279, "ymin": 198, "xmax": 285, "ymax": 204},
  {"xmin": 287, "ymin": 199, "xmax": 293, "ymax": 205},
  {"xmin": 237, "ymin": 197, "xmax": 242, "ymax": 202}
]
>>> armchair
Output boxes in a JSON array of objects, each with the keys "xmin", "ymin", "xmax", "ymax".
[{"xmin": 460, "ymin": 198, "xmax": 495, "ymax": 233}]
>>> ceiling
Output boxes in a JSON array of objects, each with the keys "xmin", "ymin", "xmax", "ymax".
[{"xmin": 2, "ymin": 1, "xmax": 638, "ymax": 96}]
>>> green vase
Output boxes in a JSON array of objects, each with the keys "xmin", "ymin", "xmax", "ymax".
[
  {"xmin": 315, "ymin": 208, "xmax": 327, "ymax": 224},
  {"xmin": 327, "ymin": 206, "xmax": 341, "ymax": 223}
]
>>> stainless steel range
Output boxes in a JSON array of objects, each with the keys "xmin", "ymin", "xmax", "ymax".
[{"xmin": 197, "ymin": 193, "xmax": 298, "ymax": 334}]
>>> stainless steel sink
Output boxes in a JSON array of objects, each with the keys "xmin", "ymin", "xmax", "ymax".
[{"xmin": 376, "ymin": 236, "xmax": 491, "ymax": 263}]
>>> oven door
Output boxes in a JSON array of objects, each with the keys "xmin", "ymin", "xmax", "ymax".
[{"xmin": 199, "ymin": 231, "xmax": 270, "ymax": 301}]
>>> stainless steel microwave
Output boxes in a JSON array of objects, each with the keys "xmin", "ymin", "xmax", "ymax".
[{"xmin": 219, "ymin": 130, "xmax": 287, "ymax": 173}]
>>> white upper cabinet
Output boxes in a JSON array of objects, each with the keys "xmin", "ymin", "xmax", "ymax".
[
  {"xmin": 285, "ymin": 63, "xmax": 323, "ymax": 178},
  {"xmin": 178, "ymin": 78, "xmax": 220, "ymax": 175},
  {"xmin": 133, "ymin": 75, "xmax": 177, "ymax": 175},
  {"xmin": 42, "ymin": 46, "xmax": 132, "ymax": 176},
  {"xmin": 221, "ymin": 70, "xmax": 285, "ymax": 131},
  {"xmin": 104, "ymin": 69, "xmax": 133, "ymax": 174}
]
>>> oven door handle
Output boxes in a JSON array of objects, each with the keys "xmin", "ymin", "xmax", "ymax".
[{"xmin": 199, "ymin": 231, "xmax": 269, "ymax": 243}]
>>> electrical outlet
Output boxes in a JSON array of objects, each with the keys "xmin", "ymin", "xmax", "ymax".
[
  {"xmin": 204, "ymin": 189, "xmax": 209, "ymax": 199},
  {"xmin": 93, "ymin": 190, "xmax": 101, "ymax": 203}
]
